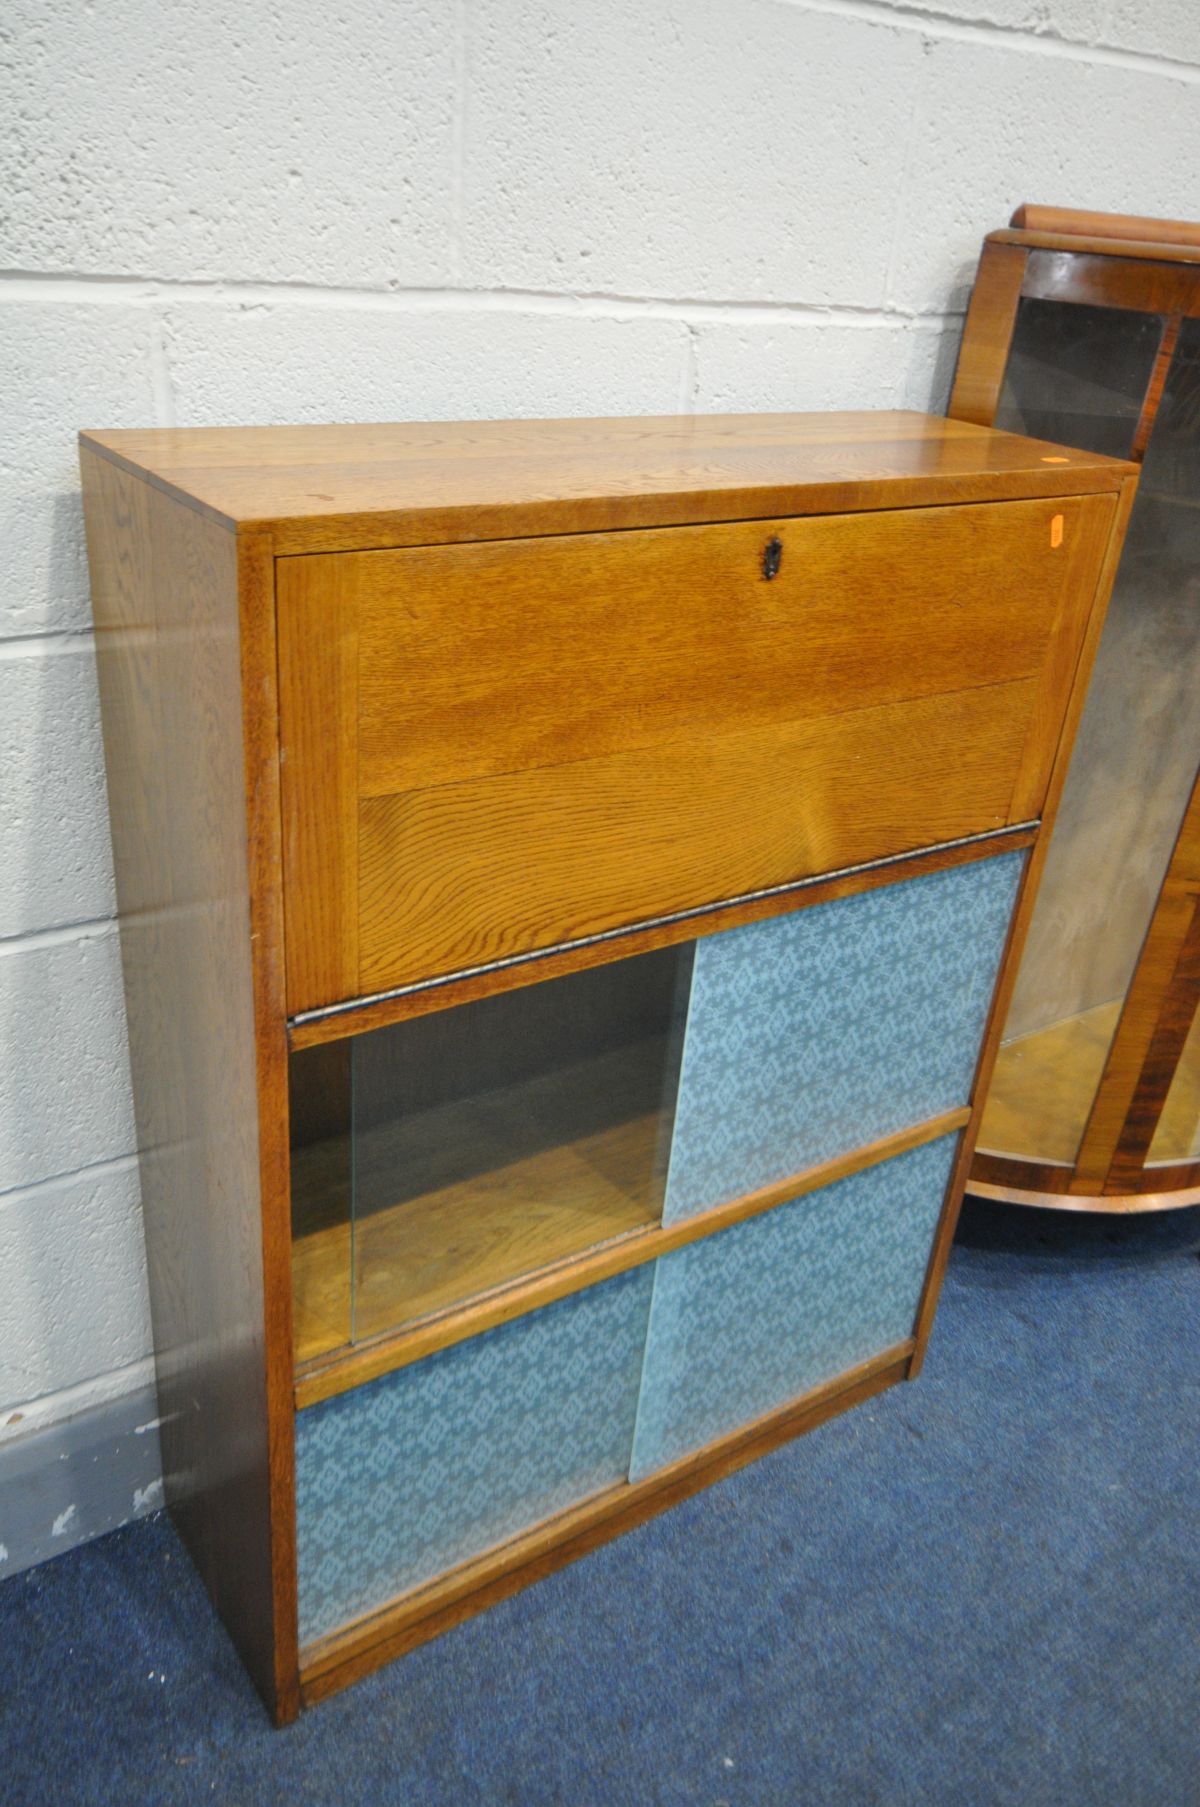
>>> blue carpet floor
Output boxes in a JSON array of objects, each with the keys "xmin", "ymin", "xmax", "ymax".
[{"xmin": 2, "ymin": 1201, "xmax": 1198, "ymax": 1806}]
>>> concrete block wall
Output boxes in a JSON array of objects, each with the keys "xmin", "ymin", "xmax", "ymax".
[{"xmin": 1, "ymin": 0, "xmax": 1198, "ymax": 1571}]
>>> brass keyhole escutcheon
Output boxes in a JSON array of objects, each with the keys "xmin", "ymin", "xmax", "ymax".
[{"xmin": 762, "ymin": 536, "xmax": 783, "ymax": 580}]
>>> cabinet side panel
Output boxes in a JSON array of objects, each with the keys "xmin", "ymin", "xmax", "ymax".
[{"xmin": 80, "ymin": 451, "xmax": 285, "ymax": 1714}]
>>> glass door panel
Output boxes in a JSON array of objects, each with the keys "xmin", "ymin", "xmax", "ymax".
[
  {"xmin": 290, "ymin": 1040, "xmax": 353, "ymax": 1361},
  {"xmin": 662, "ymin": 854, "xmax": 1022, "ymax": 1222},
  {"xmin": 994, "ymin": 297, "xmax": 1163, "ymax": 459},
  {"xmin": 296, "ymin": 1266, "xmax": 654, "ymax": 1643},
  {"xmin": 980, "ymin": 310, "xmax": 1200, "ymax": 1169},
  {"xmin": 290, "ymin": 943, "xmax": 691, "ymax": 1360},
  {"xmin": 291, "ymin": 852, "xmax": 1025, "ymax": 1363},
  {"xmin": 630, "ymin": 1135, "xmax": 958, "ymax": 1479}
]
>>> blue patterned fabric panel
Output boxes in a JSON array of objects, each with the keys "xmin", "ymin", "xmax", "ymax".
[
  {"xmin": 661, "ymin": 853, "xmax": 1022, "ymax": 1222},
  {"xmin": 630, "ymin": 1134, "xmax": 958, "ymax": 1480},
  {"xmin": 295, "ymin": 1265, "xmax": 654, "ymax": 1645}
]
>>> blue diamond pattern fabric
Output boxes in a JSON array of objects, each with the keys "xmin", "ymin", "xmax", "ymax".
[
  {"xmin": 661, "ymin": 853, "xmax": 1023, "ymax": 1223},
  {"xmin": 294, "ymin": 853, "xmax": 1024, "ymax": 1644},
  {"xmin": 630, "ymin": 1133, "xmax": 958, "ymax": 1480},
  {"xmin": 295, "ymin": 1265, "xmax": 654, "ymax": 1646}
]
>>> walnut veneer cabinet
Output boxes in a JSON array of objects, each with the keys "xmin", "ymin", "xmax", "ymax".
[
  {"xmin": 953, "ymin": 205, "xmax": 1200, "ymax": 1211},
  {"xmin": 79, "ymin": 412, "xmax": 1134, "ymax": 1722}
]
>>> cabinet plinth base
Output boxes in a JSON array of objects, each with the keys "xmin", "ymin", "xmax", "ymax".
[{"xmin": 969, "ymin": 1175, "xmax": 1200, "ymax": 1214}]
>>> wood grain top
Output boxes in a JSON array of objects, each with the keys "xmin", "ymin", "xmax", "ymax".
[{"xmin": 80, "ymin": 411, "xmax": 1134, "ymax": 554}]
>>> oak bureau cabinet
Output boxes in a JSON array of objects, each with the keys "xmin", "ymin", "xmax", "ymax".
[{"xmin": 79, "ymin": 412, "xmax": 1135, "ymax": 1722}]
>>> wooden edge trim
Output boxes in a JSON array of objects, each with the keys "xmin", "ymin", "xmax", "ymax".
[
  {"xmin": 988, "ymin": 227, "xmax": 1200, "ymax": 269},
  {"xmin": 1021, "ymin": 252, "xmax": 1200, "ymax": 325},
  {"xmin": 969, "ymin": 1174, "xmax": 1200, "ymax": 1214},
  {"xmin": 288, "ymin": 827, "xmax": 1040, "ymax": 1051},
  {"xmin": 1008, "ymin": 206, "xmax": 1200, "ymax": 250},
  {"xmin": 256, "ymin": 472, "xmax": 1133, "ymax": 555},
  {"xmin": 1130, "ymin": 315, "xmax": 1182, "ymax": 461},
  {"xmin": 948, "ymin": 239, "xmax": 1029, "ymax": 427},
  {"xmin": 297, "ymin": 1342, "xmax": 913, "ymax": 1706},
  {"xmin": 970, "ymin": 1150, "xmax": 1075, "ymax": 1196},
  {"xmin": 920, "ymin": 474, "xmax": 1140, "ymax": 1370},
  {"xmin": 276, "ymin": 555, "xmax": 361, "ymax": 1012},
  {"xmin": 1004, "ymin": 491, "xmax": 1119, "ymax": 823},
  {"xmin": 1124, "ymin": 1161, "xmax": 1200, "ymax": 1196},
  {"xmin": 237, "ymin": 531, "xmax": 302, "ymax": 1726},
  {"xmin": 294, "ymin": 1111, "xmax": 968, "ymax": 1409}
]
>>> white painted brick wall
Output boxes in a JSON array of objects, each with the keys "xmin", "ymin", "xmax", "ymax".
[
  {"xmin": 0, "ymin": 643, "xmax": 116, "ymax": 936},
  {"xmin": 164, "ymin": 302, "xmax": 690, "ymax": 423},
  {"xmin": 0, "ymin": 1162, "xmax": 149, "ymax": 1406},
  {"xmin": 1, "ymin": 0, "xmax": 1198, "ymax": 1557},
  {"xmin": 0, "ymin": 303, "xmax": 160, "ymax": 636}
]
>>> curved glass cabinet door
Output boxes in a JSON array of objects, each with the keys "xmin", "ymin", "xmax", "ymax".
[{"xmin": 976, "ymin": 300, "xmax": 1200, "ymax": 1191}]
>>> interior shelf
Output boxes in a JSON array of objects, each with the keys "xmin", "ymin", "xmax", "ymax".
[
  {"xmin": 977, "ymin": 999, "xmax": 1122, "ymax": 1168},
  {"xmin": 292, "ymin": 1033, "xmax": 675, "ymax": 1364}
]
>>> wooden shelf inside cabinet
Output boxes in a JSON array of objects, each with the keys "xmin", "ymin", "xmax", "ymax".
[
  {"xmin": 79, "ymin": 410, "xmax": 1136, "ymax": 1722},
  {"xmin": 977, "ymin": 1000, "xmax": 1123, "ymax": 1170},
  {"xmin": 290, "ymin": 1035, "xmax": 672, "ymax": 1363}
]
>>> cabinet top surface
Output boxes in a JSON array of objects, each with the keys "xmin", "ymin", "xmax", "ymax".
[{"xmin": 80, "ymin": 410, "xmax": 1133, "ymax": 554}]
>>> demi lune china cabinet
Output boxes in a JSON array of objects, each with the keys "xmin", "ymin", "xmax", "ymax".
[
  {"xmin": 953, "ymin": 205, "xmax": 1200, "ymax": 1212},
  {"xmin": 80, "ymin": 412, "xmax": 1133, "ymax": 1720}
]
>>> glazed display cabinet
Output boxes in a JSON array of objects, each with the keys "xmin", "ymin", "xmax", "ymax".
[
  {"xmin": 953, "ymin": 204, "xmax": 1200, "ymax": 1211},
  {"xmin": 80, "ymin": 412, "xmax": 1133, "ymax": 1720}
]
